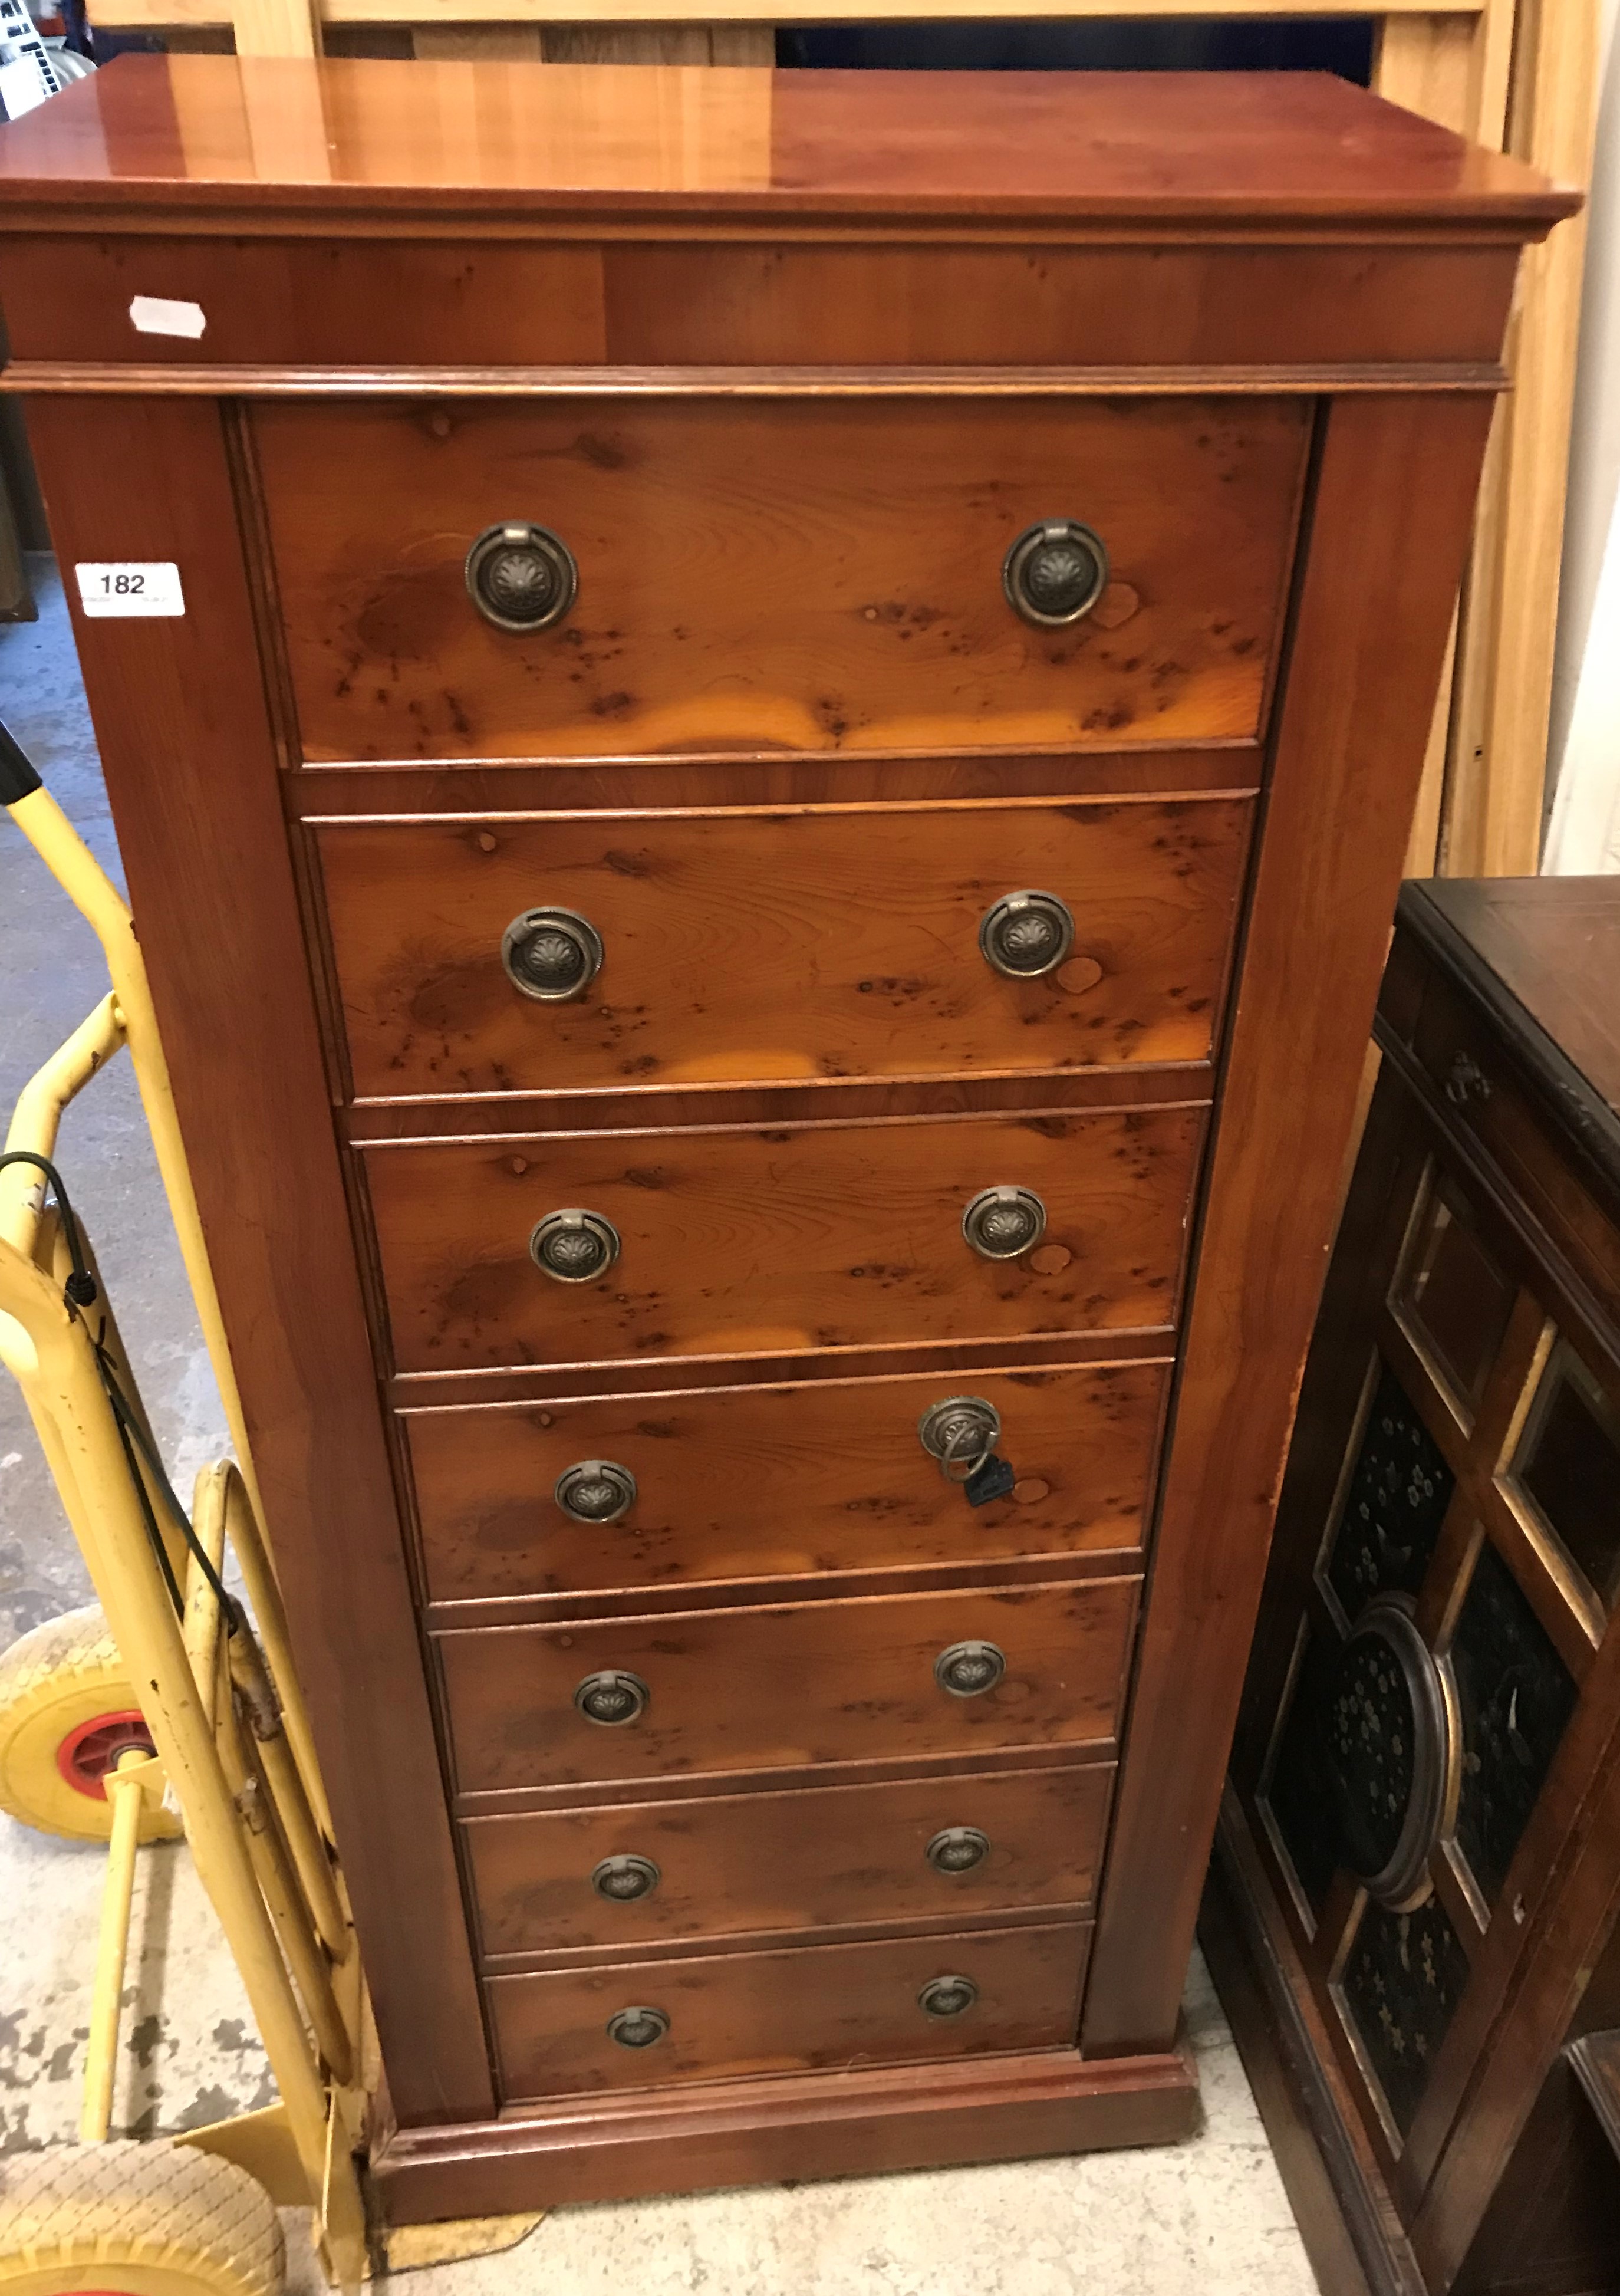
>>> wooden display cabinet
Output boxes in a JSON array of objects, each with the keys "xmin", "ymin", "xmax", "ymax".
[{"xmin": 1212, "ymin": 879, "xmax": 1620, "ymax": 2296}]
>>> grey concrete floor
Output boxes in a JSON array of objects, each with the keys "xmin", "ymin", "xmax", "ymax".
[{"xmin": 0, "ymin": 556, "xmax": 1317, "ymax": 2290}]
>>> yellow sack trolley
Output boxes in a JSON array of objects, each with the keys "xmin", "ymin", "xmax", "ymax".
[{"xmin": 0, "ymin": 718, "xmax": 368, "ymax": 2296}]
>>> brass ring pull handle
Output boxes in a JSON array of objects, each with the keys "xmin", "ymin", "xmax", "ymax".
[
  {"xmin": 592, "ymin": 1854, "xmax": 661, "ymax": 1903},
  {"xmin": 574, "ymin": 1669, "xmax": 650, "ymax": 1727},
  {"xmin": 555, "ymin": 1461, "xmax": 637, "ymax": 1525},
  {"xmin": 979, "ymin": 891, "xmax": 1076, "ymax": 981},
  {"xmin": 530, "ymin": 1209, "xmax": 621, "ymax": 1285},
  {"xmin": 918, "ymin": 1396, "xmax": 1002, "ymax": 1484},
  {"xmin": 607, "ymin": 2006, "xmax": 669, "ymax": 2049},
  {"xmin": 962, "ymin": 1186, "xmax": 1046, "ymax": 1261},
  {"xmin": 926, "ymin": 1826, "xmax": 990, "ymax": 1875},
  {"xmin": 934, "ymin": 1640, "xmax": 1006, "ymax": 1698},
  {"xmin": 1326, "ymin": 1594, "xmax": 1458, "ymax": 1913},
  {"xmin": 918, "ymin": 1975, "xmax": 979, "ymax": 2019},
  {"xmin": 501, "ymin": 908, "xmax": 603, "ymax": 1003},
  {"xmin": 466, "ymin": 521, "xmax": 579, "ymax": 633},
  {"xmin": 1002, "ymin": 519, "xmax": 1108, "ymax": 629}
]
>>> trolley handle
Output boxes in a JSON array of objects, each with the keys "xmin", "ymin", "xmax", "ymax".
[
  {"xmin": 0, "ymin": 717, "xmax": 44, "ymax": 807},
  {"xmin": 0, "ymin": 722, "xmax": 133, "ymax": 1261}
]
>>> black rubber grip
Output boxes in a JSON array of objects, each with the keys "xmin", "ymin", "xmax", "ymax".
[{"xmin": 0, "ymin": 718, "xmax": 42, "ymax": 805}]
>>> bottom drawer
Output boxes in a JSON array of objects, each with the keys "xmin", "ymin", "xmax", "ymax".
[
  {"xmin": 489, "ymin": 1920, "xmax": 1091, "ymax": 2100},
  {"xmin": 467, "ymin": 1762, "xmax": 1114, "ymax": 1958}
]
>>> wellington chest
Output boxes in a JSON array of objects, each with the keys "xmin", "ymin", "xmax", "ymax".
[
  {"xmin": 1214, "ymin": 879, "xmax": 1620, "ymax": 2296},
  {"xmin": 0, "ymin": 58, "xmax": 1574, "ymax": 2219}
]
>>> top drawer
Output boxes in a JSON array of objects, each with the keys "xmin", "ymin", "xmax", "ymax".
[{"xmin": 254, "ymin": 396, "xmax": 1309, "ymax": 763}]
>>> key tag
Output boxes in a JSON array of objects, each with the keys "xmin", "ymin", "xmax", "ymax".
[{"xmin": 963, "ymin": 1453, "xmax": 1017, "ymax": 1508}]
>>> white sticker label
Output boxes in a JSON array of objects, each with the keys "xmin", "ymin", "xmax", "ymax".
[
  {"xmin": 129, "ymin": 294, "xmax": 207, "ymax": 340},
  {"xmin": 75, "ymin": 563, "xmax": 186, "ymax": 619},
  {"xmin": 0, "ymin": 55, "xmax": 55, "ymax": 121}
]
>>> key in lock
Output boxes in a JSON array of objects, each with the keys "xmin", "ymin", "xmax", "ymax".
[{"xmin": 917, "ymin": 1397, "xmax": 1018, "ymax": 1508}]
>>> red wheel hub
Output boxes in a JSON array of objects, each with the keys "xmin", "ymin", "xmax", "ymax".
[{"xmin": 57, "ymin": 1711, "xmax": 154, "ymax": 1800}]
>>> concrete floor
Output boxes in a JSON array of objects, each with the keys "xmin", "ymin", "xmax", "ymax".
[{"xmin": 0, "ymin": 555, "xmax": 1318, "ymax": 2291}]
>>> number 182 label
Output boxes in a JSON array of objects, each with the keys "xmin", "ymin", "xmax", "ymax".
[{"xmin": 75, "ymin": 563, "xmax": 186, "ymax": 619}]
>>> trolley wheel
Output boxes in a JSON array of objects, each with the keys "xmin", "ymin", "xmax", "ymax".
[
  {"xmin": 0, "ymin": 2143, "xmax": 284, "ymax": 2296},
  {"xmin": 0, "ymin": 1607, "xmax": 179, "ymax": 1843}
]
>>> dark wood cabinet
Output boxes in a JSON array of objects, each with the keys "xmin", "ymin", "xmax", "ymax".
[
  {"xmin": 0, "ymin": 55, "xmax": 1572, "ymax": 2221},
  {"xmin": 1211, "ymin": 878, "xmax": 1620, "ymax": 2296}
]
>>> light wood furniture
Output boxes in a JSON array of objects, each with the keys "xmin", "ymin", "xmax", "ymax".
[
  {"xmin": 1210, "ymin": 878, "xmax": 1620, "ymax": 2296},
  {"xmin": 0, "ymin": 57, "xmax": 1573, "ymax": 2221}
]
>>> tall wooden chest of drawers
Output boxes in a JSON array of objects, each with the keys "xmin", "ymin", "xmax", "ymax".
[{"xmin": 0, "ymin": 57, "xmax": 1573, "ymax": 2218}]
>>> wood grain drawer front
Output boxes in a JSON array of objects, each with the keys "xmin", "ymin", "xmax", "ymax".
[
  {"xmin": 467, "ymin": 1764, "xmax": 1112, "ymax": 1958},
  {"xmin": 407, "ymin": 1361, "xmax": 1166, "ymax": 1603},
  {"xmin": 366, "ymin": 1107, "xmax": 1201, "ymax": 1374},
  {"xmin": 437, "ymin": 1577, "xmax": 1137, "ymax": 1793},
  {"xmin": 255, "ymin": 396, "xmax": 1309, "ymax": 763},
  {"xmin": 317, "ymin": 798, "xmax": 1250, "ymax": 1101},
  {"xmin": 489, "ymin": 1920, "xmax": 1091, "ymax": 2100}
]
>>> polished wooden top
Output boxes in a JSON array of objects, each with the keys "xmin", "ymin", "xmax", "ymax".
[{"xmin": 0, "ymin": 55, "xmax": 1576, "ymax": 235}]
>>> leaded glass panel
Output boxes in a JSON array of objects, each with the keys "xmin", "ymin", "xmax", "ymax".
[
  {"xmin": 1451, "ymin": 1540, "xmax": 1577, "ymax": 1904},
  {"xmin": 1326, "ymin": 1361, "xmax": 1453, "ymax": 1615},
  {"xmin": 1339, "ymin": 1897, "xmax": 1470, "ymax": 2137}
]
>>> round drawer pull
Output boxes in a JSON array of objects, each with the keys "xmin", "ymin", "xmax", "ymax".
[
  {"xmin": 962, "ymin": 1186, "xmax": 1046, "ymax": 1261},
  {"xmin": 918, "ymin": 1975, "xmax": 979, "ymax": 2020},
  {"xmin": 1003, "ymin": 519, "xmax": 1108, "ymax": 629},
  {"xmin": 574, "ymin": 1670, "xmax": 650, "ymax": 1727},
  {"xmin": 530, "ymin": 1209, "xmax": 621, "ymax": 1285},
  {"xmin": 501, "ymin": 907, "xmax": 603, "ymax": 1002},
  {"xmin": 555, "ymin": 1461, "xmax": 638, "ymax": 1525},
  {"xmin": 979, "ymin": 891, "xmax": 1075, "ymax": 981},
  {"xmin": 917, "ymin": 1397, "xmax": 1002, "ymax": 1482},
  {"xmin": 926, "ymin": 1826, "xmax": 991, "ymax": 1875},
  {"xmin": 466, "ymin": 521, "xmax": 579, "ymax": 634},
  {"xmin": 934, "ymin": 1640, "xmax": 1006, "ymax": 1698},
  {"xmin": 607, "ymin": 2005, "xmax": 669, "ymax": 2050},
  {"xmin": 592, "ymin": 1853, "xmax": 661, "ymax": 1903},
  {"xmin": 1327, "ymin": 1595, "xmax": 1457, "ymax": 1913}
]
